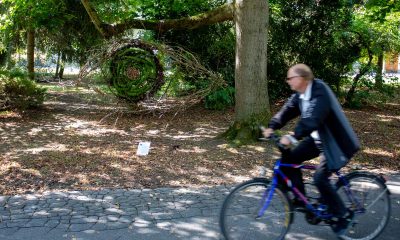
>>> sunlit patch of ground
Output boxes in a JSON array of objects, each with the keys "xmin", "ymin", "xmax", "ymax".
[{"xmin": 0, "ymin": 84, "xmax": 399, "ymax": 195}]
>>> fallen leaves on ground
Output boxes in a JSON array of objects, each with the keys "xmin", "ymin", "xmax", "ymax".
[{"xmin": 0, "ymin": 84, "xmax": 399, "ymax": 195}]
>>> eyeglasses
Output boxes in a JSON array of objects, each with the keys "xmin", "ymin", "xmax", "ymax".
[{"xmin": 286, "ymin": 75, "xmax": 302, "ymax": 81}]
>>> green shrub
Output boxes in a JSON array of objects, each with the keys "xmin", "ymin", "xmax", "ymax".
[
  {"xmin": 205, "ymin": 86, "xmax": 235, "ymax": 110},
  {"xmin": 0, "ymin": 70, "xmax": 47, "ymax": 110},
  {"xmin": 5, "ymin": 68, "xmax": 27, "ymax": 79},
  {"xmin": 345, "ymin": 84, "xmax": 398, "ymax": 109}
]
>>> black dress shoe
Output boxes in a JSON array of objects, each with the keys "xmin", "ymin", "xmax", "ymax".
[
  {"xmin": 292, "ymin": 199, "xmax": 307, "ymax": 212},
  {"xmin": 331, "ymin": 211, "xmax": 354, "ymax": 237}
]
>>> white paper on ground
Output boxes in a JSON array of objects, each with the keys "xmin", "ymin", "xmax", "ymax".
[{"xmin": 136, "ymin": 141, "xmax": 151, "ymax": 156}]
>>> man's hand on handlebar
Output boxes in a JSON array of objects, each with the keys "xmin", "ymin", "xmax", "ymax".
[
  {"xmin": 261, "ymin": 127, "xmax": 274, "ymax": 138},
  {"xmin": 279, "ymin": 135, "xmax": 292, "ymax": 146},
  {"xmin": 261, "ymin": 127, "xmax": 290, "ymax": 147},
  {"xmin": 260, "ymin": 126, "xmax": 297, "ymax": 148}
]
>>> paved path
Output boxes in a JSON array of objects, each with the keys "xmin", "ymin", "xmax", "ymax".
[{"xmin": 1, "ymin": 174, "xmax": 399, "ymax": 240}]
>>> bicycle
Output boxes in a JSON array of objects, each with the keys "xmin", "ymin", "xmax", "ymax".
[{"xmin": 219, "ymin": 133, "xmax": 391, "ymax": 240}]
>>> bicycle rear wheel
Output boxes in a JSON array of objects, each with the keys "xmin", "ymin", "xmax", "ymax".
[
  {"xmin": 220, "ymin": 178, "xmax": 293, "ymax": 240},
  {"xmin": 336, "ymin": 172, "xmax": 391, "ymax": 240}
]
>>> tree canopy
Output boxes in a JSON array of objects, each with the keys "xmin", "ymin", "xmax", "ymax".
[{"xmin": 1, "ymin": 0, "xmax": 399, "ymax": 112}]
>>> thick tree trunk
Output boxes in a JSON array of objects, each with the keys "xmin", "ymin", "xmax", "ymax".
[
  {"xmin": 375, "ymin": 53, "xmax": 384, "ymax": 89},
  {"xmin": 234, "ymin": 0, "xmax": 270, "ymax": 122},
  {"xmin": 27, "ymin": 29, "xmax": 35, "ymax": 80},
  {"xmin": 223, "ymin": 0, "xmax": 270, "ymax": 143}
]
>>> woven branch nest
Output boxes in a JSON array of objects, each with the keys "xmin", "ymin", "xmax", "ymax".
[
  {"xmin": 107, "ymin": 39, "xmax": 164, "ymax": 102},
  {"xmin": 79, "ymin": 39, "xmax": 225, "ymax": 114}
]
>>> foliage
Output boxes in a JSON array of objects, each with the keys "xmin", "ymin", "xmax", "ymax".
[
  {"xmin": 364, "ymin": 0, "xmax": 400, "ymax": 22},
  {"xmin": 352, "ymin": 1, "xmax": 400, "ymax": 57},
  {"xmin": 0, "ymin": 68, "xmax": 47, "ymax": 110},
  {"xmin": 40, "ymin": 0, "xmax": 104, "ymax": 66},
  {"xmin": 0, "ymin": 0, "xmax": 104, "ymax": 72},
  {"xmin": 205, "ymin": 86, "xmax": 234, "ymax": 110},
  {"xmin": 340, "ymin": 0, "xmax": 400, "ymax": 104},
  {"xmin": 1, "ymin": 0, "xmax": 398, "ymax": 110},
  {"xmin": 137, "ymin": 0, "xmax": 235, "ymax": 108},
  {"xmin": 341, "ymin": 74, "xmax": 399, "ymax": 108},
  {"xmin": 2, "ymin": 0, "xmax": 68, "ymax": 30},
  {"xmin": 268, "ymin": 0, "xmax": 361, "ymax": 97},
  {"xmin": 160, "ymin": 67, "xmax": 194, "ymax": 97}
]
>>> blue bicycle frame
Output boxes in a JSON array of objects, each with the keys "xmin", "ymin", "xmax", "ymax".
[{"xmin": 257, "ymin": 158, "xmax": 364, "ymax": 219}]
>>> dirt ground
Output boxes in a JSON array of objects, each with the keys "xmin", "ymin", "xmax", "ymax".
[{"xmin": 1, "ymin": 84, "xmax": 399, "ymax": 195}]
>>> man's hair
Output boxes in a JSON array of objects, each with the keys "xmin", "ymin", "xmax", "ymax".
[{"xmin": 291, "ymin": 63, "xmax": 314, "ymax": 81}]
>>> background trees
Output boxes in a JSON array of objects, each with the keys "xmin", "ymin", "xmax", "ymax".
[
  {"xmin": 268, "ymin": 0, "xmax": 360, "ymax": 97},
  {"xmin": 0, "ymin": 0, "xmax": 399, "ymax": 138},
  {"xmin": 1, "ymin": 0, "xmax": 103, "ymax": 78},
  {"xmin": 343, "ymin": 0, "xmax": 400, "ymax": 106},
  {"xmin": 2, "ymin": 0, "xmax": 72, "ymax": 79}
]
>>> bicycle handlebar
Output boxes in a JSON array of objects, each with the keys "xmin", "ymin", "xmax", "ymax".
[{"xmin": 259, "ymin": 126, "xmax": 288, "ymax": 149}]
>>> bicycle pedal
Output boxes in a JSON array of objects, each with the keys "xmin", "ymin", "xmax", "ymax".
[
  {"xmin": 318, "ymin": 223, "xmax": 331, "ymax": 227},
  {"xmin": 294, "ymin": 206, "xmax": 308, "ymax": 213}
]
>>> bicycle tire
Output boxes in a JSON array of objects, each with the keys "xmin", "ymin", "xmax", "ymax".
[
  {"xmin": 220, "ymin": 178, "xmax": 293, "ymax": 240},
  {"xmin": 336, "ymin": 172, "xmax": 391, "ymax": 240}
]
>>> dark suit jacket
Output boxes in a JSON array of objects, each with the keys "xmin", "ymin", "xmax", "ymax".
[{"xmin": 268, "ymin": 79, "xmax": 360, "ymax": 170}]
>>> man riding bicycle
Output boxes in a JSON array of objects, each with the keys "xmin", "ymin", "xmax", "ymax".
[{"xmin": 262, "ymin": 63, "xmax": 360, "ymax": 236}]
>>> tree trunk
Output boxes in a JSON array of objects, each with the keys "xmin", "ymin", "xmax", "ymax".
[
  {"xmin": 5, "ymin": 42, "xmax": 14, "ymax": 69},
  {"xmin": 27, "ymin": 29, "xmax": 35, "ymax": 80},
  {"xmin": 55, "ymin": 51, "xmax": 60, "ymax": 78},
  {"xmin": 223, "ymin": 0, "xmax": 270, "ymax": 144},
  {"xmin": 345, "ymin": 50, "xmax": 373, "ymax": 106},
  {"xmin": 58, "ymin": 52, "xmax": 65, "ymax": 79},
  {"xmin": 375, "ymin": 53, "xmax": 384, "ymax": 89},
  {"xmin": 0, "ymin": 51, "xmax": 6, "ymax": 67},
  {"xmin": 3, "ymin": 33, "xmax": 16, "ymax": 69}
]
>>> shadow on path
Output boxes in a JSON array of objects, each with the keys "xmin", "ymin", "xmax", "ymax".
[{"xmin": 1, "ymin": 174, "xmax": 400, "ymax": 239}]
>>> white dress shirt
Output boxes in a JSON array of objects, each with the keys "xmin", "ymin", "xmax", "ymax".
[{"xmin": 299, "ymin": 81, "xmax": 320, "ymax": 141}]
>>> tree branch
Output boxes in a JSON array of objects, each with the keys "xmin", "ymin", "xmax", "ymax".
[
  {"xmin": 81, "ymin": 0, "xmax": 106, "ymax": 37},
  {"xmin": 81, "ymin": 0, "xmax": 234, "ymax": 38}
]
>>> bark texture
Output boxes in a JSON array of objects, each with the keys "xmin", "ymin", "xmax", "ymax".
[
  {"xmin": 54, "ymin": 51, "xmax": 60, "ymax": 78},
  {"xmin": 375, "ymin": 53, "xmax": 384, "ymax": 89},
  {"xmin": 27, "ymin": 29, "xmax": 35, "ymax": 80},
  {"xmin": 234, "ymin": 0, "xmax": 270, "ymax": 122}
]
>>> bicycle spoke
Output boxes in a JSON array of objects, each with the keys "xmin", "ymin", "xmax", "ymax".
[
  {"xmin": 337, "ymin": 173, "xmax": 391, "ymax": 240},
  {"xmin": 220, "ymin": 179, "xmax": 292, "ymax": 240},
  {"xmin": 365, "ymin": 188, "xmax": 389, "ymax": 211}
]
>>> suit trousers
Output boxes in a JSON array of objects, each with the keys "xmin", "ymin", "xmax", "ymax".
[{"xmin": 280, "ymin": 136, "xmax": 347, "ymax": 217}]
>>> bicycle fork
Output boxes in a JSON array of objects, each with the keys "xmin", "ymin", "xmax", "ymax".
[{"xmin": 256, "ymin": 183, "xmax": 277, "ymax": 219}]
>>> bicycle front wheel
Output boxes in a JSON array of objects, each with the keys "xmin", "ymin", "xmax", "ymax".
[
  {"xmin": 220, "ymin": 178, "xmax": 293, "ymax": 240},
  {"xmin": 336, "ymin": 172, "xmax": 391, "ymax": 240}
]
